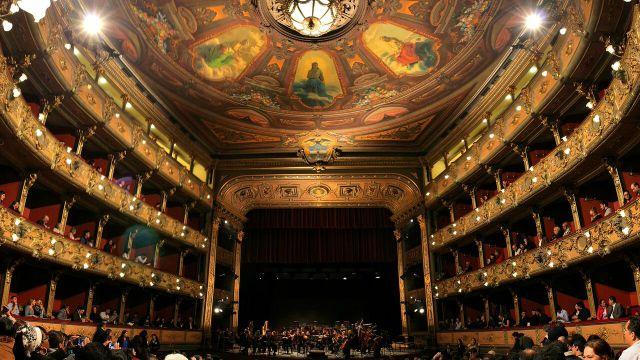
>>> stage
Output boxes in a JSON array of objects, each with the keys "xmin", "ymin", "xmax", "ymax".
[{"xmin": 223, "ymin": 348, "xmax": 423, "ymax": 359}]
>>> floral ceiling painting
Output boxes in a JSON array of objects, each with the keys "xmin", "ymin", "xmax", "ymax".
[
  {"xmin": 108, "ymin": 0, "xmax": 518, "ymax": 152},
  {"xmin": 191, "ymin": 25, "xmax": 267, "ymax": 81},
  {"xmin": 362, "ymin": 22, "xmax": 441, "ymax": 76},
  {"xmin": 292, "ymin": 51, "xmax": 344, "ymax": 108}
]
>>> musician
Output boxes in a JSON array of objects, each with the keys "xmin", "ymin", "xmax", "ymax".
[
  {"xmin": 342, "ymin": 329, "xmax": 357, "ymax": 360},
  {"xmin": 261, "ymin": 320, "xmax": 270, "ymax": 336}
]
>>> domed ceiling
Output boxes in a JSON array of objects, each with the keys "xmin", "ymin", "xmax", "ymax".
[{"xmin": 103, "ymin": 0, "xmax": 522, "ymax": 154}]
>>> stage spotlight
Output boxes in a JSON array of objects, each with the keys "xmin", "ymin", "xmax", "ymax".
[
  {"xmin": 525, "ymin": 12, "xmax": 543, "ymax": 31},
  {"xmin": 82, "ymin": 13, "xmax": 103, "ymax": 35}
]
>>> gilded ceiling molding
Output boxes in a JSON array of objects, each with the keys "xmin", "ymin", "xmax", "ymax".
[{"xmin": 216, "ymin": 173, "xmax": 422, "ymax": 220}]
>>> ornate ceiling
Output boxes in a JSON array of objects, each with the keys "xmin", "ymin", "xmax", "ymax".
[{"xmin": 101, "ymin": 0, "xmax": 522, "ymax": 154}]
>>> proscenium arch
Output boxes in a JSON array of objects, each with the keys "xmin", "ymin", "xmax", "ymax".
[{"xmin": 215, "ymin": 173, "xmax": 422, "ymax": 224}]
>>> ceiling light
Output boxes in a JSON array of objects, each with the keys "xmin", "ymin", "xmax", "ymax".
[
  {"xmin": 283, "ymin": 0, "xmax": 352, "ymax": 37},
  {"xmin": 17, "ymin": 0, "xmax": 52, "ymax": 23},
  {"xmin": 82, "ymin": 13, "xmax": 103, "ymax": 35},
  {"xmin": 525, "ymin": 12, "xmax": 544, "ymax": 31},
  {"xmin": 559, "ymin": 27, "xmax": 567, "ymax": 35},
  {"xmin": 2, "ymin": 20, "xmax": 13, "ymax": 32}
]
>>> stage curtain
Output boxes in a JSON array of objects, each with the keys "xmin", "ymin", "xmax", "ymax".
[{"xmin": 243, "ymin": 208, "xmax": 395, "ymax": 264}]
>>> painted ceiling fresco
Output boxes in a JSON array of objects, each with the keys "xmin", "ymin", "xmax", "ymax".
[{"xmin": 105, "ymin": 0, "xmax": 521, "ymax": 152}]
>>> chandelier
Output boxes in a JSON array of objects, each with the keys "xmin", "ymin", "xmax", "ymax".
[{"xmin": 267, "ymin": 0, "xmax": 359, "ymax": 38}]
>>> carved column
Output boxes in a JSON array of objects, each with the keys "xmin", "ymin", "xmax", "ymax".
[
  {"xmin": 462, "ymin": 184, "xmax": 477, "ymax": 209},
  {"xmin": 511, "ymin": 143, "xmax": 531, "ymax": 171},
  {"xmin": 124, "ymin": 229, "xmax": 138, "ymax": 260},
  {"xmin": 580, "ymin": 271, "xmax": 596, "ymax": 317},
  {"xmin": 418, "ymin": 215, "xmax": 436, "ymax": 342},
  {"xmin": 149, "ymin": 295, "xmax": 157, "ymax": 322},
  {"xmin": 183, "ymin": 202, "xmax": 195, "ymax": 225},
  {"xmin": 545, "ymin": 284, "xmax": 557, "ymax": 321},
  {"xmin": 531, "ymin": 209, "xmax": 544, "ymax": 246},
  {"xmin": 485, "ymin": 166, "xmax": 503, "ymax": 192},
  {"xmin": 95, "ymin": 214, "xmax": 110, "ymax": 249},
  {"xmin": 74, "ymin": 126, "xmax": 96, "ymax": 156},
  {"xmin": 153, "ymin": 240, "xmax": 165, "ymax": 269},
  {"xmin": 45, "ymin": 272, "xmax": 61, "ymax": 317},
  {"xmin": 563, "ymin": 188, "xmax": 582, "ymax": 230},
  {"xmin": 500, "ymin": 225, "xmax": 513, "ymax": 258},
  {"xmin": 442, "ymin": 200, "xmax": 455, "ymax": 224},
  {"xmin": 134, "ymin": 171, "xmax": 153, "ymax": 198},
  {"xmin": 106, "ymin": 151, "xmax": 126, "ymax": 180},
  {"xmin": 17, "ymin": 172, "xmax": 38, "ymax": 215},
  {"xmin": 118, "ymin": 288, "xmax": 129, "ymax": 325},
  {"xmin": 483, "ymin": 296, "xmax": 490, "ymax": 324},
  {"xmin": 604, "ymin": 158, "xmax": 626, "ymax": 205},
  {"xmin": 85, "ymin": 282, "xmax": 96, "ymax": 315},
  {"xmin": 475, "ymin": 239, "xmax": 485, "ymax": 268},
  {"xmin": 178, "ymin": 249, "xmax": 189, "ymax": 277},
  {"xmin": 457, "ymin": 299, "xmax": 465, "ymax": 329},
  {"xmin": 231, "ymin": 230, "xmax": 244, "ymax": 332},
  {"xmin": 452, "ymin": 249, "xmax": 460, "ymax": 274},
  {"xmin": 173, "ymin": 297, "xmax": 183, "ymax": 326},
  {"xmin": 160, "ymin": 188, "xmax": 176, "ymax": 213},
  {"xmin": 541, "ymin": 117, "xmax": 562, "ymax": 146},
  {"xmin": 510, "ymin": 288, "xmax": 521, "ymax": 324},
  {"xmin": 395, "ymin": 229, "xmax": 409, "ymax": 342},
  {"xmin": 0, "ymin": 262, "xmax": 19, "ymax": 306},
  {"xmin": 58, "ymin": 196, "xmax": 76, "ymax": 232},
  {"xmin": 202, "ymin": 217, "xmax": 221, "ymax": 343}
]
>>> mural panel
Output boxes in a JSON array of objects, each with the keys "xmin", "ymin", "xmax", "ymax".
[
  {"xmin": 292, "ymin": 51, "xmax": 344, "ymax": 108},
  {"xmin": 362, "ymin": 22, "xmax": 440, "ymax": 76},
  {"xmin": 192, "ymin": 25, "xmax": 267, "ymax": 81}
]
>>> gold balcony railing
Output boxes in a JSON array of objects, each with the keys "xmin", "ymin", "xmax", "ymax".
[
  {"xmin": 0, "ymin": 206, "xmax": 203, "ymax": 298},
  {"xmin": 0, "ymin": 53, "xmax": 210, "ymax": 252},
  {"xmin": 424, "ymin": 0, "xmax": 601, "ymax": 207},
  {"xmin": 13, "ymin": 6, "xmax": 214, "ymax": 207}
]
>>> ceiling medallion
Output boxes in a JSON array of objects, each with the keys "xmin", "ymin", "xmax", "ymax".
[{"xmin": 258, "ymin": 0, "xmax": 365, "ymax": 41}]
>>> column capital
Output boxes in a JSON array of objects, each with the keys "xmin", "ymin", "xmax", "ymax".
[
  {"xmin": 236, "ymin": 231, "xmax": 244, "ymax": 243},
  {"xmin": 394, "ymin": 229, "xmax": 402, "ymax": 241}
]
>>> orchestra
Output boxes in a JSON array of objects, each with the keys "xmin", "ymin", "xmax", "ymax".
[{"xmin": 232, "ymin": 320, "xmax": 387, "ymax": 357}]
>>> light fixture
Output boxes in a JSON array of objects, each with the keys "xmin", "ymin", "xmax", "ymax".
[
  {"xmin": 606, "ymin": 44, "xmax": 616, "ymax": 54},
  {"xmin": 525, "ymin": 12, "xmax": 544, "ymax": 31},
  {"xmin": 277, "ymin": 0, "xmax": 358, "ymax": 37},
  {"xmin": 17, "ymin": 0, "xmax": 52, "ymax": 23},
  {"xmin": 529, "ymin": 65, "xmax": 538, "ymax": 74},
  {"xmin": 559, "ymin": 27, "xmax": 567, "ymax": 35},
  {"xmin": 2, "ymin": 20, "xmax": 13, "ymax": 32},
  {"xmin": 82, "ymin": 13, "xmax": 103, "ymax": 35},
  {"xmin": 611, "ymin": 61, "xmax": 621, "ymax": 71}
]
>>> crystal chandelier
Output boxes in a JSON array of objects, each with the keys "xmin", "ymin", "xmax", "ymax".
[
  {"xmin": 267, "ymin": 0, "xmax": 359, "ymax": 38},
  {"xmin": 16, "ymin": 0, "xmax": 53, "ymax": 23}
]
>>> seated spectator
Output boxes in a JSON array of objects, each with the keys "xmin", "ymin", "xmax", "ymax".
[
  {"xmin": 497, "ymin": 313, "xmax": 512, "ymax": 327},
  {"xmin": 494, "ymin": 249, "xmax": 504, "ymax": 263},
  {"xmin": 34, "ymin": 299, "xmax": 44, "ymax": 318},
  {"xmin": 519, "ymin": 311, "xmax": 530, "ymax": 327},
  {"xmin": 631, "ymin": 182, "xmax": 640, "ymax": 198},
  {"xmin": 624, "ymin": 190, "xmax": 633, "ymax": 205},
  {"xmin": 0, "ymin": 190, "xmax": 5, "ymax": 206},
  {"xmin": 56, "ymin": 304, "xmax": 70, "ymax": 320},
  {"xmin": 620, "ymin": 316, "xmax": 640, "ymax": 360},
  {"xmin": 23, "ymin": 299, "xmax": 35, "ymax": 317},
  {"xmin": 103, "ymin": 239, "xmax": 116, "ymax": 254},
  {"xmin": 9, "ymin": 200, "xmax": 19, "ymax": 213},
  {"xmin": 556, "ymin": 305, "xmax": 569, "ymax": 323},
  {"xmin": 89, "ymin": 306, "xmax": 99, "ymax": 322},
  {"xmin": 608, "ymin": 296, "xmax": 625, "ymax": 319},
  {"xmin": 72, "ymin": 307, "xmax": 86, "ymax": 322},
  {"xmin": 6, "ymin": 295, "xmax": 20, "ymax": 316},
  {"xmin": 585, "ymin": 338, "xmax": 614, "ymax": 360},
  {"xmin": 562, "ymin": 222, "xmax": 572, "ymax": 236},
  {"xmin": 551, "ymin": 226, "xmax": 562, "ymax": 241},
  {"xmin": 454, "ymin": 317, "xmax": 462, "ymax": 330},
  {"xmin": 600, "ymin": 202, "xmax": 613, "ymax": 217},
  {"xmin": 596, "ymin": 299, "xmax": 609, "ymax": 320},
  {"xmin": 149, "ymin": 333, "xmax": 160, "ymax": 355},
  {"xmin": 135, "ymin": 254, "xmax": 149, "ymax": 265},
  {"xmin": 52, "ymin": 222, "xmax": 64, "ymax": 235},
  {"xmin": 590, "ymin": 207, "xmax": 602, "ymax": 223},
  {"xmin": 36, "ymin": 215, "xmax": 50, "ymax": 229},
  {"xmin": 68, "ymin": 227, "xmax": 77, "ymax": 241},
  {"xmin": 117, "ymin": 329, "xmax": 130, "ymax": 350},
  {"xmin": 462, "ymin": 260, "xmax": 472, "ymax": 273},
  {"xmin": 567, "ymin": 334, "xmax": 587, "ymax": 360},
  {"xmin": 80, "ymin": 230, "xmax": 93, "ymax": 247},
  {"xmin": 571, "ymin": 301, "xmax": 591, "ymax": 322}
]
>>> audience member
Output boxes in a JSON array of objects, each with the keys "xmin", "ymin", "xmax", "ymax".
[
  {"xmin": 600, "ymin": 202, "xmax": 613, "ymax": 217},
  {"xmin": 52, "ymin": 222, "xmax": 64, "ymax": 235},
  {"xmin": 0, "ymin": 190, "xmax": 5, "ymax": 205},
  {"xmin": 562, "ymin": 222, "xmax": 572, "ymax": 236},
  {"xmin": 567, "ymin": 333, "xmax": 586, "ymax": 360},
  {"xmin": 632, "ymin": 182, "xmax": 640, "ymax": 197},
  {"xmin": 9, "ymin": 200, "xmax": 19, "ymax": 213},
  {"xmin": 590, "ymin": 207, "xmax": 602, "ymax": 223},
  {"xmin": 608, "ymin": 296, "xmax": 625, "ymax": 319},
  {"xmin": 620, "ymin": 316, "xmax": 640, "ymax": 360},
  {"xmin": 23, "ymin": 299, "xmax": 35, "ymax": 317},
  {"xmin": 72, "ymin": 307, "xmax": 86, "ymax": 322},
  {"xmin": 571, "ymin": 301, "xmax": 591, "ymax": 322},
  {"xmin": 556, "ymin": 306, "xmax": 569, "ymax": 323},
  {"xmin": 56, "ymin": 304, "xmax": 70, "ymax": 320},
  {"xmin": 36, "ymin": 215, "xmax": 50, "ymax": 229},
  {"xmin": 117, "ymin": 329, "xmax": 130, "ymax": 350},
  {"xmin": 6, "ymin": 295, "xmax": 20, "ymax": 316},
  {"xmin": 68, "ymin": 227, "xmax": 77, "ymax": 241},
  {"xmin": 34, "ymin": 299, "xmax": 44, "ymax": 318},
  {"xmin": 624, "ymin": 190, "xmax": 633, "ymax": 205},
  {"xmin": 551, "ymin": 226, "xmax": 562, "ymax": 241},
  {"xmin": 80, "ymin": 231, "xmax": 93, "ymax": 247},
  {"xmin": 596, "ymin": 299, "xmax": 609, "ymax": 320},
  {"xmin": 585, "ymin": 338, "xmax": 615, "ymax": 360},
  {"xmin": 103, "ymin": 238, "xmax": 116, "ymax": 254}
]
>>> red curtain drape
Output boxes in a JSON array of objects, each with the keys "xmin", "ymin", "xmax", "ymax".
[{"xmin": 243, "ymin": 208, "xmax": 395, "ymax": 264}]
